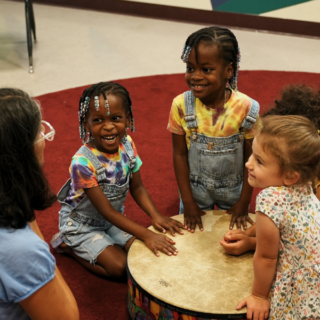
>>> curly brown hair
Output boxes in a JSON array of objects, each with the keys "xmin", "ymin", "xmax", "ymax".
[
  {"xmin": 263, "ymin": 85, "xmax": 320, "ymax": 129},
  {"xmin": 258, "ymin": 115, "xmax": 320, "ymax": 184}
]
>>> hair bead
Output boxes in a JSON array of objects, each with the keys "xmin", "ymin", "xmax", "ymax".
[
  {"xmin": 105, "ymin": 99, "xmax": 110, "ymax": 116},
  {"xmin": 94, "ymin": 96, "xmax": 100, "ymax": 111},
  {"xmin": 181, "ymin": 46, "xmax": 191, "ymax": 62}
]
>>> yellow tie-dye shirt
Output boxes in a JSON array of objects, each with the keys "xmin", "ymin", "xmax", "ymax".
[{"xmin": 167, "ymin": 90, "xmax": 262, "ymax": 148}]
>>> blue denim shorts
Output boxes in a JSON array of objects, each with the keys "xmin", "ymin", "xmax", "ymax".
[
  {"xmin": 179, "ymin": 183, "xmax": 243, "ymax": 214},
  {"xmin": 59, "ymin": 207, "xmax": 133, "ymax": 264}
]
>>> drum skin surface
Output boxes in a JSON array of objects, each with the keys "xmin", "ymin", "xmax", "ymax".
[{"xmin": 127, "ymin": 210, "xmax": 254, "ymax": 320}]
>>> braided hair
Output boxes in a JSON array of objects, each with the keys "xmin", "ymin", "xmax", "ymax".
[
  {"xmin": 181, "ymin": 26, "xmax": 241, "ymax": 91},
  {"xmin": 78, "ymin": 82, "xmax": 135, "ymax": 143}
]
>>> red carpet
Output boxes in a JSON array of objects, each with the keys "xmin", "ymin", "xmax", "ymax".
[{"xmin": 35, "ymin": 71, "xmax": 320, "ymax": 319}]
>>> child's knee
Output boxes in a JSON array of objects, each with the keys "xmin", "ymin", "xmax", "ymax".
[
  {"xmin": 98, "ymin": 245, "xmax": 127, "ymax": 278},
  {"xmin": 107, "ymin": 255, "xmax": 127, "ymax": 278}
]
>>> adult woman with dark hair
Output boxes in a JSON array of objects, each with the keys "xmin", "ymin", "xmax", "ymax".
[{"xmin": 0, "ymin": 88, "xmax": 79, "ymax": 320}]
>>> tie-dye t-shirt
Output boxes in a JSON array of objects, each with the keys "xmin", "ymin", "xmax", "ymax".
[
  {"xmin": 64, "ymin": 135, "xmax": 142, "ymax": 207},
  {"xmin": 167, "ymin": 89, "xmax": 261, "ymax": 149}
]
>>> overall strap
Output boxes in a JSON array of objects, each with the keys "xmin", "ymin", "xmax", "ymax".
[
  {"xmin": 78, "ymin": 146, "xmax": 106, "ymax": 182},
  {"xmin": 184, "ymin": 91, "xmax": 198, "ymax": 130},
  {"xmin": 240, "ymin": 98, "xmax": 260, "ymax": 131},
  {"xmin": 121, "ymin": 137, "xmax": 136, "ymax": 170}
]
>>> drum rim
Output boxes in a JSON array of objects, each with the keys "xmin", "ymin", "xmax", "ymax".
[{"xmin": 127, "ymin": 265, "xmax": 247, "ymax": 319}]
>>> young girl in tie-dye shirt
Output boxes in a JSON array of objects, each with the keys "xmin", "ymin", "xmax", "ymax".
[
  {"xmin": 168, "ymin": 26, "xmax": 261, "ymax": 233},
  {"xmin": 52, "ymin": 82, "xmax": 184, "ymax": 280}
]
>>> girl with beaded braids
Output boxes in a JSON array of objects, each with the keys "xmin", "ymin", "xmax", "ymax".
[
  {"xmin": 168, "ymin": 26, "xmax": 262, "ymax": 232},
  {"xmin": 51, "ymin": 82, "xmax": 185, "ymax": 279}
]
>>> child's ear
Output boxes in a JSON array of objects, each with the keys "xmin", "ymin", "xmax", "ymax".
[
  {"xmin": 283, "ymin": 171, "xmax": 300, "ymax": 186},
  {"xmin": 226, "ymin": 62, "xmax": 234, "ymax": 80}
]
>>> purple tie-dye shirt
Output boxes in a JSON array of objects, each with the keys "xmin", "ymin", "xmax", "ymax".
[{"xmin": 64, "ymin": 135, "xmax": 142, "ymax": 207}]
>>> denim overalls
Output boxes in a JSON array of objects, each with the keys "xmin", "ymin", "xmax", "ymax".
[
  {"xmin": 180, "ymin": 91, "xmax": 260, "ymax": 213},
  {"xmin": 57, "ymin": 137, "xmax": 135, "ymax": 263}
]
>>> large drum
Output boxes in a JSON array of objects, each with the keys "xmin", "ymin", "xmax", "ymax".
[{"xmin": 127, "ymin": 210, "xmax": 254, "ymax": 320}]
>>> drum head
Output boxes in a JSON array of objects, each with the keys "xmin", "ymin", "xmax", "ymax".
[{"xmin": 127, "ymin": 211, "xmax": 254, "ymax": 318}]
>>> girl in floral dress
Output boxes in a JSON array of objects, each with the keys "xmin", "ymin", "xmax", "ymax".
[{"xmin": 236, "ymin": 115, "xmax": 320, "ymax": 320}]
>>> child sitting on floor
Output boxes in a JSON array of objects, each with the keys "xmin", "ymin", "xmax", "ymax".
[{"xmin": 52, "ymin": 82, "xmax": 184, "ymax": 279}]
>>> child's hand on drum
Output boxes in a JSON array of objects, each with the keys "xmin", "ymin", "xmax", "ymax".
[
  {"xmin": 226, "ymin": 200, "xmax": 254, "ymax": 230},
  {"xmin": 236, "ymin": 295, "xmax": 269, "ymax": 320},
  {"xmin": 152, "ymin": 215, "xmax": 186, "ymax": 236},
  {"xmin": 183, "ymin": 202, "xmax": 205, "ymax": 233},
  {"xmin": 219, "ymin": 229, "xmax": 256, "ymax": 256},
  {"xmin": 143, "ymin": 232, "xmax": 178, "ymax": 257}
]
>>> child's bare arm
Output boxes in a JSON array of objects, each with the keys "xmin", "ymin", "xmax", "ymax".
[
  {"xmin": 236, "ymin": 212, "xmax": 278, "ymax": 319},
  {"xmin": 129, "ymin": 170, "xmax": 185, "ymax": 236},
  {"xmin": 227, "ymin": 138, "xmax": 254, "ymax": 230},
  {"xmin": 172, "ymin": 133, "xmax": 205, "ymax": 232},
  {"xmin": 252, "ymin": 212, "xmax": 279, "ymax": 297},
  {"xmin": 84, "ymin": 187, "xmax": 177, "ymax": 257}
]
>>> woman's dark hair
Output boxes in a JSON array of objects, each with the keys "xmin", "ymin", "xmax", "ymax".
[
  {"xmin": 0, "ymin": 88, "xmax": 57, "ymax": 229},
  {"xmin": 263, "ymin": 84, "xmax": 320, "ymax": 129}
]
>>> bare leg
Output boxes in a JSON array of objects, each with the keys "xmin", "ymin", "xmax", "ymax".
[{"xmin": 59, "ymin": 237, "xmax": 136, "ymax": 279}]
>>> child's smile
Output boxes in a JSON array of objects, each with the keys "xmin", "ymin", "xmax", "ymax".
[
  {"xmin": 185, "ymin": 42, "xmax": 233, "ymax": 108},
  {"xmin": 84, "ymin": 94, "xmax": 130, "ymax": 154}
]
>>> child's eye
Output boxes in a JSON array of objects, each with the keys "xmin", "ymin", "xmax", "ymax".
[
  {"xmin": 92, "ymin": 118, "xmax": 102, "ymax": 123},
  {"xmin": 257, "ymin": 158, "xmax": 262, "ymax": 164},
  {"xmin": 203, "ymin": 68, "xmax": 212, "ymax": 73},
  {"xmin": 112, "ymin": 116, "xmax": 122, "ymax": 121},
  {"xmin": 186, "ymin": 66, "xmax": 193, "ymax": 72}
]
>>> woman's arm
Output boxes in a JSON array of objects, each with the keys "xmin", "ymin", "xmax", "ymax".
[
  {"xmin": 129, "ymin": 170, "xmax": 185, "ymax": 235},
  {"xmin": 172, "ymin": 133, "xmax": 204, "ymax": 232},
  {"xmin": 84, "ymin": 187, "xmax": 177, "ymax": 256},
  {"xmin": 29, "ymin": 220, "xmax": 45, "ymax": 240},
  {"xmin": 227, "ymin": 138, "xmax": 255, "ymax": 230},
  {"xmin": 20, "ymin": 272, "xmax": 79, "ymax": 320},
  {"xmin": 27, "ymin": 220, "xmax": 79, "ymax": 319}
]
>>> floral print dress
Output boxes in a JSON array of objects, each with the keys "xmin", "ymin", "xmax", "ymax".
[{"xmin": 256, "ymin": 184, "xmax": 320, "ymax": 320}]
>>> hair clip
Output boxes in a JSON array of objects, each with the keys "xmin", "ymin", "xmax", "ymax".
[
  {"xmin": 181, "ymin": 45, "xmax": 186, "ymax": 57},
  {"xmin": 182, "ymin": 46, "xmax": 191, "ymax": 62},
  {"xmin": 94, "ymin": 96, "xmax": 100, "ymax": 111},
  {"xmin": 105, "ymin": 99, "xmax": 110, "ymax": 116}
]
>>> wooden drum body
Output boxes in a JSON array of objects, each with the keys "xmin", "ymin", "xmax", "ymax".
[{"xmin": 127, "ymin": 211, "xmax": 254, "ymax": 320}]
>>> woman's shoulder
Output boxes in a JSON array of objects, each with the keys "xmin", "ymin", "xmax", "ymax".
[
  {"xmin": 0, "ymin": 224, "xmax": 56, "ymax": 303},
  {"xmin": 0, "ymin": 224, "xmax": 54, "ymax": 258}
]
